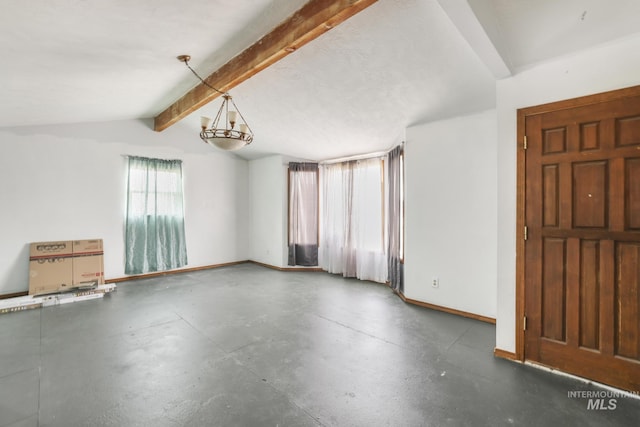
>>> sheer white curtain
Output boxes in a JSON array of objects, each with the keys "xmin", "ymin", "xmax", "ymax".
[
  {"xmin": 288, "ymin": 163, "xmax": 319, "ymax": 266},
  {"xmin": 319, "ymin": 158, "xmax": 387, "ymax": 283}
]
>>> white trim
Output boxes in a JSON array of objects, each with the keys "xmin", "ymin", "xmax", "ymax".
[
  {"xmin": 0, "ymin": 284, "xmax": 117, "ymax": 314},
  {"xmin": 524, "ymin": 361, "xmax": 640, "ymax": 400}
]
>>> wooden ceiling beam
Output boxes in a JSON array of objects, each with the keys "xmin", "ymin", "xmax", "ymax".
[{"xmin": 154, "ymin": 0, "xmax": 378, "ymax": 132}]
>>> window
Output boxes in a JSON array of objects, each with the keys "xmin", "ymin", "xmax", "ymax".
[
  {"xmin": 124, "ymin": 156, "xmax": 187, "ymax": 274},
  {"xmin": 288, "ymin": 163, "xmax": 319, "ymax": 266},
  {"xmin": 319, "ymin": 158, "xmax": 387, "ymax": 282}
]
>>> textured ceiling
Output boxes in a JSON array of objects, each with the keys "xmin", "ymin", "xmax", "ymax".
[
  {"xmin": 2, "ymin": 0, "xmax": 640, "ymax": 161},
  {"xmin": 471, "ymin": 0, "xmax": 640, "ymax": 72}
]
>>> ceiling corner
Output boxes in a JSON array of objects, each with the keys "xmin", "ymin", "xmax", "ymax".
[{"xmin": 437, "ymin": 0, "xmax": 512, "ymax": 79}]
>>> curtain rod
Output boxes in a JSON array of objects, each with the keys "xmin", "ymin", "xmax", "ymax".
[
  {"xmin": 319, "ymin": 142, "xmax": 404, "ymax": 165},
  {"xmin": 121, "ymin": 154, "xmax": 182, "ymax": 162},
  {"xmin": 320, "ymin": 152, "xmax": 385, "ymax": 165}
]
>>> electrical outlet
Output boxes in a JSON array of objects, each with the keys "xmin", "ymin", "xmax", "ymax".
[{"xmin": 431, "ymin": 277, "xmax": 439, "ymax": 288}]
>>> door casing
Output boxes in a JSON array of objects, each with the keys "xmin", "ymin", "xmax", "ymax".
[{"xmin": 516, "ymin": 84, "xmax": 640, "ymax": 363}]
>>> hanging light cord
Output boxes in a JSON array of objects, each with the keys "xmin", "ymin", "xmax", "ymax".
[
  {"xmin": 178, "ymin": 54, "xmax": 254, "ymax": 138},
  {"xmin": 182, "ymin": 58, "xmax": 226, "ymax": 96}
]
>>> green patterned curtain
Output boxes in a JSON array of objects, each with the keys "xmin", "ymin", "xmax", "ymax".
[{"xmin": 125, "ymin": 156, "xmax": 188, "ymax": 274}]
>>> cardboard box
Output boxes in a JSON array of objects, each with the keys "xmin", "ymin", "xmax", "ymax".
[
  {"xmin": 73, "ymin": 239, "xmax": 103, "ymax": 255},
  {"xmin": 29, "ymin": 239, "xmax": 104, "ymax": 295},
  {"xmin": 73, "ymin": 254, "xmax": 104, "ymax": 287},
  {"xmin": 29, "ymin": 241, "xmax": 72, "ymax": 258},
  {"xmin": 29, "ymin": 256, "xmax": 73, "ymax": 296},
  {"xmin": 72, "ymin": 239, "xmax": 104, "ymax": 287}
]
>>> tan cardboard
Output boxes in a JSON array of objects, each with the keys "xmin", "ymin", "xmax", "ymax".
[
  {"xmin": 29, "ymin": 241, "xmax": 72, "ymax": 259},
  {"xmin": 29, "ymin": 257, "xmax": 73, "ymax": 296},
  {"xmin": 72, "ymin": 239, "xmax": 103, "ymax": 255},
  {"xmin": 29, "ymin": 239, "xmax": 105, "ymax": 295},
  {"xmin": 72, "ymin": 254, "xmax": 104, "ymax": 287}
]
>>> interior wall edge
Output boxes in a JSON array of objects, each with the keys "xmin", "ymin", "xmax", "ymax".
[
  {"xmin": 0, "ymin": 291, "xmax": 29, "ymax": 300},
  {"xmin": 105, "ymin": 261, "xmax": 251, "ymax": 283},
  {"xmin": 493, "ymin": 348, "xmax": 518, "ymax": 361},
  {"xmin": 2, "ymin": 262, "xmax": 503, "ymax": 331},
  {"xmin": 247, "ymin": 260, "xmax": 323, "ymax": 272},
  {"xmin": 398, "ymin": 291, "xmax": 496, "ymax": 324}
]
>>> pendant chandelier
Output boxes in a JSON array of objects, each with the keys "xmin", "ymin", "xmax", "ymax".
[{"xmin": 178, "ymin": 55, "xmax": 254, "ymax": 151}]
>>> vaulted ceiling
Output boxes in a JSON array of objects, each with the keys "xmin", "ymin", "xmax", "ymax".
[{"xmin": 2, "ymin": 0, "xmax": 640, "ymax": 160}]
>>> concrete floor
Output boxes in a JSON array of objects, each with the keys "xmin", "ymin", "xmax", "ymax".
[{"xmin": 1, "ymin": 263, "xmax": 638, "ymax": 427}]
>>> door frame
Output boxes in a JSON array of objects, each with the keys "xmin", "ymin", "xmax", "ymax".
[{"xmin": 515, "ymin": 84, "xmax": 640, "ymax": 362}]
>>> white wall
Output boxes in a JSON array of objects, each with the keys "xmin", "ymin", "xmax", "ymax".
[
  {"xmin": 405, "ymin": 109, "xmax": 497, "ymax": 319},
  {"xmin": 248, "ymin": 155, "xmax": 287, "ymax": 267},
  {"xmin": 0, "ymin": 119, "xmax": 249, "ymax": 295},
  {"xmin": 495, "ymin": 34, "xmax": 640, "ymax": 353}
]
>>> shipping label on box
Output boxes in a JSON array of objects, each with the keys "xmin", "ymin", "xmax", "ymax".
[{"xmin": 72, "ymin": 239, "xmax": 103, "ymax": 255}]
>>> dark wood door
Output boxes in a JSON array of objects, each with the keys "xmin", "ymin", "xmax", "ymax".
[{"xmin": 524, "ymin": 93, "xmax": 640, "ymax": 391}]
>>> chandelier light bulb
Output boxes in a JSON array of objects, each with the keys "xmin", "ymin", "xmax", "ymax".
[
  {"xmin": 200, "ymin": 116, "xmax": 213, "ymax": 129},
  {"xmin": 228, "ymin": 111, "xmax": 237, "ymax": 127}
]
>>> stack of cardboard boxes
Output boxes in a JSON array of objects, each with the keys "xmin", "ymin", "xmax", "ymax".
[{"xmin": 29, "ymin": 239, "xmax": 104, "ymax": 296}]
